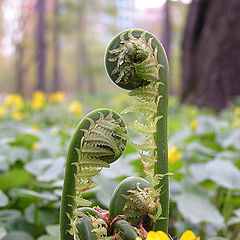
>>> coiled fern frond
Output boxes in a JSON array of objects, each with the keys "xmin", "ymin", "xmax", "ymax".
[{"xmin": 60, "ymin": 108, "xmax": 127, "ymax": 240}]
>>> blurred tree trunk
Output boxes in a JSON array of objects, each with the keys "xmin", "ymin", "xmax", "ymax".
[
  {"xmin": 52, "ymin": 0, "xmax": 61, "ymax": 91},
  {"xmin": 14, "ymin": 1, "xmax": 32, "ymax": 96},
  {"xmin": 162, "ymin": 0, "xmax": 172, "ymax": 93},
  {"xmin": 162, "ymin": 0, "xmax": 171, "ymax": 57},
  {"xmin": 36, "ymin": 0, "xmax": 46, "ymax": 91},
  {"xmin": 181, "ymin": 0, "xmax": 240, "ymax": 111},
  {"xmin": 0, "ymin": 0, "xmax": 4, "ymax": 43},
  {"xmin": 76, "ymin": 9, "xmax": 95, "ymax": 93},
  {"xmin": 15, "ymin": 43, "xmax": 25, "ymax": 95}
]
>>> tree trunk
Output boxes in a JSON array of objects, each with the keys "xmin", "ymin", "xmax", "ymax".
[
  {"xmin": 52, "ymin": 0, "xmax": 61, "ymax": 91},
  {"xmin": 162, "ymin": 0, "xmax": 172, "ymax": 94},
  {"xmin": 76, "ymin": 10, "xmax": 95, "ymax": 93},
  {"xmin": 15, "ymin": 43, "xmax": 25, "ymax": 95},
  {"xmin": 181, "ymin": 0, "xmax": 240, "ymax": 111},
  {"xmin": 36, "ymin": 0, "xmax": 46, "ymax": 91},
  {"xmin": 162, "ymin": 0, "xmax": 171, "ymax": 57}
]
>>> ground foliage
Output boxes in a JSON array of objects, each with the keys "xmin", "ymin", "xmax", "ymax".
[{"xmin": 0, "ymin": 93, "xmax": 240, "ymax": 240}]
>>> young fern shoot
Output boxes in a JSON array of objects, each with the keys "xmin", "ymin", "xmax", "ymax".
[
  {"xmin": 105, "ymin": 29, "xmax": 170, "ymax": 233},
  {"xmin": 60, "ymin": 108, "xmax": 127, "ymax": 240}
]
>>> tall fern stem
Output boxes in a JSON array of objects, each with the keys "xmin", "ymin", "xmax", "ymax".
[
  {"xmin": 105, "ymin": 29, "xmax": 170, "ymax": 233},
  {"xmin": 153, "ymin": 38, "xmax": 169, "ymax": 232}
]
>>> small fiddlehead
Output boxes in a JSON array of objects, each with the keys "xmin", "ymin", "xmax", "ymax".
[
  {"xmin": 60, "ymin": 108, "xmax": 127, "ymax": 240},
  {"xmin": 105, "ymin": 29, "xmax": 170, "ymax": 233},
  {"xmin": 109, "ymin": 176, "xmax": 154, "ymax": 230},
  {"xmin": 114, "ymin": 219, "xmax": 138, "ymax": 240}
]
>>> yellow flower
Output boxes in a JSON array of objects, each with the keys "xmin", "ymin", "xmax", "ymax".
[
  {"xmin": 68, "ymin": 101, "xmax": 83, "ymax": 115},
  {"xmin": 234, "ymin": 107, "xmax": 240, "ymax": 116},
  {"xmin": 51, "ymin": 129, "xmax": 59, "ymax": 135},
  {"xmin": 32, "ymin": 143, "xmax": 40, "ymax": 150},
  {"xmin": 31, "ymin": 124, "xmax": 40, "ymax": 132},
  {"xmin": 0, "ymin": 105, "xmax": 6, "ymax": 117},
  {"xmin": 147, "ymin": 231, "xmax": 170, "ymax": 240},
  {"xmin": 233, "ymin": 118, "xmax": 240, "ymax": 128},
  {"xmin": 48, "ymin": 91, "xmax": 65, "ymax": 103},
  {"xmin": 180, "ymin": 230, "xmax": 200, "ymax": 240},
  {"xmin": 136, "ymin": 231, "xmax": 170, "ymax": 240},
  {"xmin": 168, "ymin": 146, "xmax": 182, "ymax": 163},
  {"xmin": 31, "ymin": 91, "xmax": 46, "ymax": 109},
  {"xmin": 5, "ymin": 94, "xmax": 23, "ymax": 109},
  {"xmin": 136, "ymin": 230, "xmax": 199, "ymax": 240},
  {"xmin": 11, "ymin": 111, "xmax": 24, "ymax": 120},
  {"xmin": 190, "ymin": 119, "xmax": 198, "ymax": 132}
]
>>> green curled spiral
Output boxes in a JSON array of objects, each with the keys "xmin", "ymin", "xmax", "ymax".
[
  {"xmin": 60, "ymin": 108, "xmax": 127, "ymax": 240},
  {"xmin": 105, "ymin": 29, "xmax": 170, "ymax": 233},
  {"xmin": 105, "ymin": 29, "xmax": 162, "ymax": 90}
]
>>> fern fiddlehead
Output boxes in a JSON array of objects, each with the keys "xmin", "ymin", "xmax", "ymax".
[
  {"xmin": 105, "ymin": 29, "xmax": 170, "ymax": 233},
  {"xmin": 60, "ymin": 108, "xmax": 127, "ymax": 240}
]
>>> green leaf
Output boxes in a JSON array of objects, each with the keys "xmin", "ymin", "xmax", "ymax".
[
  {"xmin": 215, "ymin": 151, "xmax": 239, "ymax": 161},
  {"xmin": 14, "ymin": 189, "xmax": 58, "ymax": 201},
  {"xmin": 169, "ymin": 159, "xmax": 183, "ymax": 173},
  {"xmin": 190, "ymin": 160, "xmax": 240, "ymax": 190},
  {"xmin": 0, "ymin": 158, "xmax": 8, "ymax": 172},
  {"xmin": 37, "ymin": 131, "xmax": 62, "ymax": 156},
  {"xmin": 8, "ymin": 147, "xmax": 29, "ymax": 164},
  {"xmin": 5, "ymin": 216, "xmax": 35, "ymax": 237},
  {"xmin": 207, "ymin": 238, "xmax": 229, "ymax": 240},
  {"xmin": 176, "ymin": 193, "xmax": 224, "ymax": 225},
  {"xmin": 0, "ymin": 226, "xmax": 7, "ymax": 239},
  {"xmin": 190, "ymin": 163, "xmax": 210, "ymax": 183},
  {"xmin": 206, "ymin": 160, "xmax": 240, "ymax": 190},
  {"xmin": 227, "ymin": 216, "xmax": 240, "ymax": 226},
  {"xmin": 24, "ymin": 205, "xmax": 58, "ymax": 226},
  {"xmin": 9, "ymin": 133, "xmax": 39, "ymax": 150},
  {"xmin": 0, "ymin": 210, "xmax": 21, "ymax": 221},
  {"xmin": 3, "ymin": 231, "xmax": 34, "ymax": 240},
  {"xmin": 24, "ymin": 159, "xmax": 53, "ymax": 176},
  {"xmin": 123, "ymin": 142, "xmax": 138, "ymax": 155},
  {"xmin": 196, "ymin": 115, "xmax": 227, "ymax": 135},
  {"xmin": 180, "ymin": 180, "xmax": 210, "ymax": 197},
  {"xmin": 0, "ymin": 144, "xmax": 29, "ymax": 164},
  {"xmin": 37, "ymin": 157, "xmax": 65, "ymax": 182},
  {"xmin": 0, "ymin": 190, "xmax": 9, "ymax": 207},
  {"xmin": 100, "ymin": 153, "xmax": 135, "ymax": 179},
  {"xmin": 45, "ymin": 225, "xmax": 59, "ymax": 236},
  {"xmin": 94, "ymin": 175, "xmax": 118, "ymax": 208},
  {"xmin": 186, "ymin": 142, "xmax": 215, "ymax": 156},
  {"xmin": 235, "ymin": 208, "xmax": 240, "ymax": 217},
  {"xmin": 216, "ymin": 129, "xmax": 240, "ymax": 150},
  {"xmin": 0, "ymin": 169, "xmax": 31, "ymax": 191},
  {"xmin": 37, "ymin": 235, "xmax": 59, "ymax": 240}
]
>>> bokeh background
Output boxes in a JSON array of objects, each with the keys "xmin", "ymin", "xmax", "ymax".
[
  {"xmin": 0, "ymin": 0, "xmax": 190, "ymax": 97},
  {"xmin": 0, "ymin": 0, "xmax": 240, "ymax": 240}
]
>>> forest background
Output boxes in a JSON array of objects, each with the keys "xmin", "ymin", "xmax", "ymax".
[{"xmin": 0, "ymin": 0, "xmax": 240, "ymax": 240}]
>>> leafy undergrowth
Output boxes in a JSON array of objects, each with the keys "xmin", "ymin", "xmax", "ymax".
[{"xmin": 0, "ymin": 92, "xmax": 240, "ymax": 240}]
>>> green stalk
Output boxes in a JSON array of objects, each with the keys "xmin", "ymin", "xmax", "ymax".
[
  {"xmin": 60, "ymin": 118, "xmax": 85, "ymax": 240},
  {"xmin": 152, "ymin": 37, "xmax": 170, "ymax": 232},
  {"xmin": 60, "ymin": 108, "xmax": 127, "ymax": 240},
  {"xmin": 105, "ymin": 29, "xmax": 170, "ymax": 233}
]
